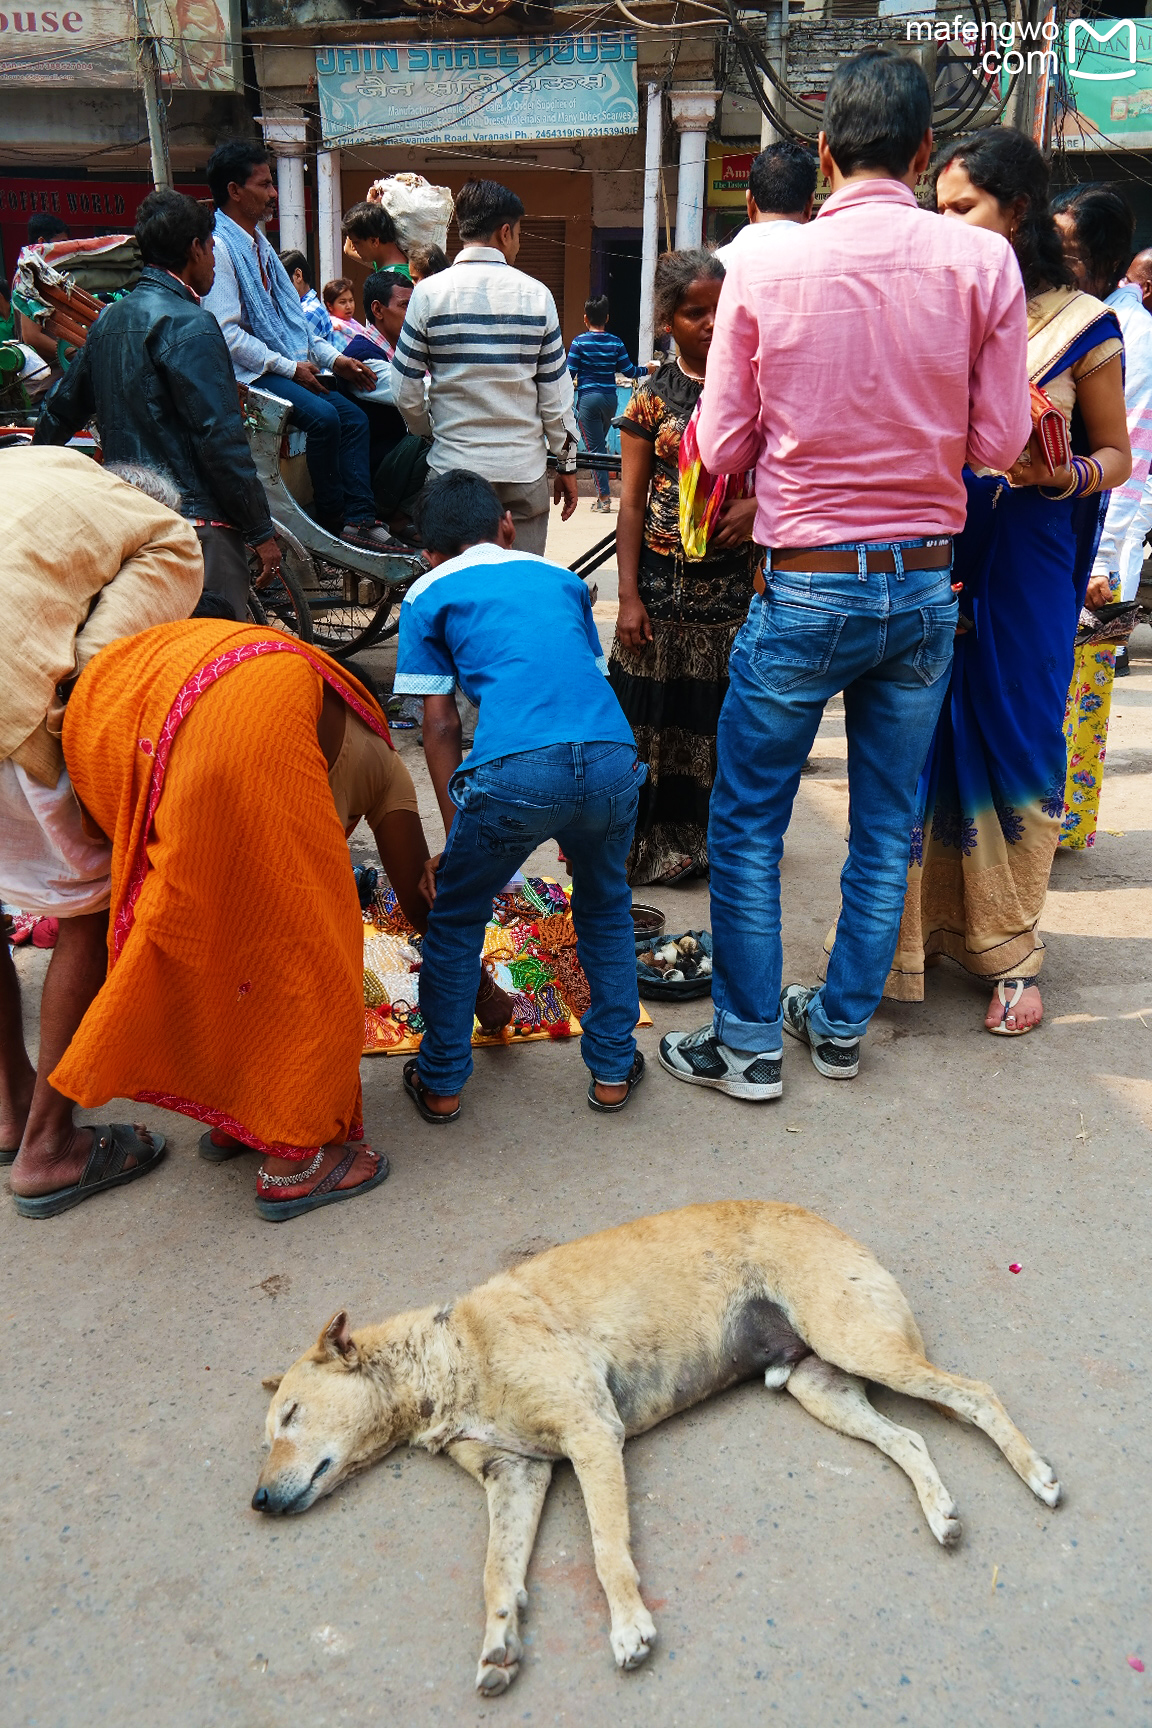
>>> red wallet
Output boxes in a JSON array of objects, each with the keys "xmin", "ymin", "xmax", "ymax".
[{"xmin": 1030, "ymin": 382, "xmax": 1071, "ymax": 474}]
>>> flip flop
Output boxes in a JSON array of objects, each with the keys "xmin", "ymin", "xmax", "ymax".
[
  {"xmin": 403, "ymin": 1058, "xmax": 460, "ymax": 1124},
  {"xmin": 0, "ymin": 1145, "xmax": 20, "ymax": 1167},
  {"xmin": 198, "ymin": 1129, "xmax": 251, "ymax": 1164},
  {"xmin": 988, "ymin": 978, "xmax": 1038, "ymax": 1036},
  {"xmin": 13, "ymin": 1124, "xmax": 166, "ymax": 1219},
  {"xmin": 587, "ymin": 1051, "xmax": 646, "ymax": 1113},
  {"xmin": 255, "ymin": 1147, "xmax": 390, "ymax": 1222}
]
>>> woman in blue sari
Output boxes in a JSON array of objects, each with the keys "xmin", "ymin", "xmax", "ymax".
[{"xmin": 887, "ymin": 130, "xmax": 1131, "ymax": 1034}]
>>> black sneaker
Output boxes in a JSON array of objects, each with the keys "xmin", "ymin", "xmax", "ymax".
[
  {"xmin": 659, "ymin": 1026, "xmax": 782, "ymax": 1100},
  {"xmin": 780, "ymin": 984, "xmax": 859, "ymax": 1079}
]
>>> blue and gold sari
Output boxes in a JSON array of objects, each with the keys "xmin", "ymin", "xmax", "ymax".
[{"xmin": 888, "ymin": 287, "xmax": 1122, "ymax": 997}]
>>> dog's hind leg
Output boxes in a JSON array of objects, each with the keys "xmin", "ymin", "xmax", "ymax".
[
  {"xmin": 567, "ymin": 1424, "xmax": 657, "ymax": 1673},
  {"xmin": 783, "ymin": 1356, "xmax": 962, "ymax": 1547},
  {"xmin": 859, "ymin": 1351, "xmax": 1061, "ymax": 1510},
  {"xmin": 455, "ymin": 1449, "xmax": 553, "ymax": 1696}
]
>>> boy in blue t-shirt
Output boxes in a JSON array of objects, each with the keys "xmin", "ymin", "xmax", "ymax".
[
  {"xmin": 394, "ymin": 469, "xmax": 645, "ymax": 1122},
  {"xmin": 567, "ymin": 295, "xmax": 644, "ymax": 514}
]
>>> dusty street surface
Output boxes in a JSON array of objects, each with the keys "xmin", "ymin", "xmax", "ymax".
[{"xmin": 4, "ymin": 512, "xmax": 1150, "ymax": 1726}]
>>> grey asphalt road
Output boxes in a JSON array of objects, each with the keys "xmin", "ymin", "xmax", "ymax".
[{"xmin": 3, "ymin": 525, "xmax": 1149, "ymax": 1726}]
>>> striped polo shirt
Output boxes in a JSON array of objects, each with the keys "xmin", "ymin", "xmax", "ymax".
[
  {"xmin": 567, "ymin": 329, "xmax": 642, "ymax": 393},
  {"xmin": 390, "ymin": 245, "xmax": 579, "ymax": 483}
]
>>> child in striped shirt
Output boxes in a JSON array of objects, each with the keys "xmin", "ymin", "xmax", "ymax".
[{"xmin": 567, "ymin": 296, "xmax": 644, "ymax": 513}]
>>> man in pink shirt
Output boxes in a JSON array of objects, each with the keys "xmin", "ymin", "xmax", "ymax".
[{"xmin": 660, "ymin": 50, "xmax": 1030, "ymax": 1103}]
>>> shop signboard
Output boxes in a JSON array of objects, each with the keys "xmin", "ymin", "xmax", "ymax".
[
  {"xmin": 706, "ymin": 146, "xmax": 753, "ymax": 208},
  {"xmin": 316, "ymin": 31, "xmax": 638, "ymax": 147},
  {"xmin": 1059, "ymin": 15, "xmax": 1152, "ymax": 148},
  {"xmin": 0, "ymin": 0, "xmax": 241, "ymax": 90}
]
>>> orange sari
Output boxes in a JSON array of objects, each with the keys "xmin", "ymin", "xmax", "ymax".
[{"xmin": 52, "ymin": 620, "xmax": 391, "ymax": 1158}]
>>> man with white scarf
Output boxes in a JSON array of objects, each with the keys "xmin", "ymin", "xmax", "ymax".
[
  {"xmin": 1091, "ymin": 247, "xmax": 1152, "ymax": 674},
  {"xmin": 202, "ymin": 141, "xmax": 399, "ymax": 553}
]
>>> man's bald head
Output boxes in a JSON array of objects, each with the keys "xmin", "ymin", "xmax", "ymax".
[{"xmin": 1125, "ymin": 248, "xmax": 1152, "ymax": 308}]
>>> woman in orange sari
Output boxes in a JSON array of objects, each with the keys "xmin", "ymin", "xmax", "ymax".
[{"xmin": 19, "ymin": 617, "xmax": 432, "ymax": 1221}]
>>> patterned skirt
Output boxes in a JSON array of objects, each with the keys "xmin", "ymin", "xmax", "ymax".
[
  {"xmin": 608, "ymin": 543, "xmax": 757, "ymax": 886},
  {"xmin": 1059, "ymin": 633, "xmax": 1118, "ymax": 852}
]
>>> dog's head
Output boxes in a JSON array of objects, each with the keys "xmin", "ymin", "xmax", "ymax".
[{"xmin": 252, "ymin": 1311, "xmax": 401, "ymax": 1515}]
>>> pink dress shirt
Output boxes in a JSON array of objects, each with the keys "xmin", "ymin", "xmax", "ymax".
[{"xmin": 696, "ymin": 178, "xmax": 1032, "ymax": 549}]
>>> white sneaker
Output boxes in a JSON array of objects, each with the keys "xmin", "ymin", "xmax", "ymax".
[{"xmin": 659, "ymin": 1026, "xmax": 782, "ymax": 1100}]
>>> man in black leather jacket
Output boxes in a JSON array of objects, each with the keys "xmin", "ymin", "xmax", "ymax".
[{"xmin": 34, "ymin": 189, "xmax": 280, "ymax": 620}]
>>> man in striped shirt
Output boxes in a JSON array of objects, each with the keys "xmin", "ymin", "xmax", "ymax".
[{"xmin": 391, "ymin": 180, "xmax": 579, "ymax": 557}]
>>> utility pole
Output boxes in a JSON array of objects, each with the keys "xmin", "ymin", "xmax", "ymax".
[{"xmin": 136, "ymin": 0, "xmax": 173, "ymax": 191}]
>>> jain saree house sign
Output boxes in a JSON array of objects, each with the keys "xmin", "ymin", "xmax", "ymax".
[
  {"xmin": 316, "ymin": 31, "xmax": 638, "ymax": 147},
  {"xmin": 0, "ymin": 0, "xmax": 241, "ymax": 89}
]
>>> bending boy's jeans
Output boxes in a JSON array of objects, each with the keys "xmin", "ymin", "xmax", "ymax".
[
  {"xmin": 418, "ymin": 743, "xmax": 644, "ymax": 1095},
  {"xmin": 577, "ymin": 388, "xmax": 617, "ymax": 501},
  {"xmin": 708, "ymin": 548, "xmax": 958, "ymax": 1054}
]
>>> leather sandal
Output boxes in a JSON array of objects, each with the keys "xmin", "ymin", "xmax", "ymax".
[
  {"xmin": 587, "ymin": 1051, "xmax": 646, "ymax": 1113},
  {"xmin": 13, "ymin": 1124, "xmax": 166, "ymax": 1218},
  {"xmin": 255, "ymin": 1147, "xmax": 389, "ymax": 1222},
  {"xmin": 403, "ymin": 1058, "xmax": 460, "ymax": 1124},
  {"xmin": 198, "ymin": 1128, "xmax": 250, "ymax": 1164}
]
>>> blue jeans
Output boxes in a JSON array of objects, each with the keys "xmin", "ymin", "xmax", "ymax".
[
  {"xmin": 708, "ymin": 545, "xmax": 958, "ymax": 1052},
  {"xmin": 418, "ymin": 743, "xmax": 645, "ymax": 1094},
  {"xmin": 260, "ymin": 375, "xmax": 377, "ymax": 529},
  {"xmin": 577, "ymin": 388, "xmax": 617, "ymax": 501}
]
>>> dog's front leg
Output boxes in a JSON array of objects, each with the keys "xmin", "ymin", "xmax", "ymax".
[
  {"xmin": 567, "ymin": 1426, "xmax": 656, "ymax": 1673},
  {"xmin": 450, "ymin": 1442, "xmax": 553, "ymax": 1695}
]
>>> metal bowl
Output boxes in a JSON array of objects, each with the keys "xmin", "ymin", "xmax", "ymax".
[{"xmin": 631, "ymin": 901, "xmax": 666, "ymax": 955}]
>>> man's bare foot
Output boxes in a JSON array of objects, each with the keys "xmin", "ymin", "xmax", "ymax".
[
  {"xmin": 418, "ymin": 1090, "xmax": 460, "ymax": 1117},
  {"xmin": 9, "ymin": 1122, "xmax": 154, "ymax": 1196},
  {"xmin": 258, "ymin": 1142, "xmax": 380, "ymax": 1195},
  {"xmin": 986, "ymin": 981, "xmax": 1043, "ymax": 1033},
  {"xmin": 593, "ymin": 1080, "xmax": 629, "ymax": 1105}
]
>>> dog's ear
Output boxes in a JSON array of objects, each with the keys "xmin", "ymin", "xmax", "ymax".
[
  {"xmin": 316, "ymin": 1309, "xmax": 357, "ymax": 1363},
  {"xmin": 262, "ymin": 1373, "xmax": 284, "ymax": 1392}
]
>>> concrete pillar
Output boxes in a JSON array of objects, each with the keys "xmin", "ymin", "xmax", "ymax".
[
  {"xmin": 317, "ymin": 148, "xmax": 343, "ymax": 288},
  {"xmin": 670, "ymin": 89, "xmax": 719, "ymax": 251},
  {"xmin": 638, "ymin": 82, "xmax": 663, "ymax": 367},
  {"xmin": 259, "ymin": 113, "xmax": 308, "ymax": 255}
]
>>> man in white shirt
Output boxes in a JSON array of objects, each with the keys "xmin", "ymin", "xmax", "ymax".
[
  {"xmin": 714, "ymin": 139, "xmax": 817, "ymax": 264},
  {"xmin": 392, "ymin": 179, "xmax": 579, "ymax": 558},
  {"xmin": 1096, "ymin": 250, "xmax": 1152, "ymax": 674}
]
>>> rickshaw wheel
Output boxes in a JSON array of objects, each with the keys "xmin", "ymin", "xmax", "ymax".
[{"xmin": 245, "ymin": 556, "xmax": 314, "ymax": 643}]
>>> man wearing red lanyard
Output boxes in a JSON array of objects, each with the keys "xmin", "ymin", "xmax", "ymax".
[{"xmin": 34, "ymin": 189, "xmax": 280, "ymax": 620}]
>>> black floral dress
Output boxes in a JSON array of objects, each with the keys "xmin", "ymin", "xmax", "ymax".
[{"xmin": 608, "ymin": 362, "xmax": 758, "ymax": 885}]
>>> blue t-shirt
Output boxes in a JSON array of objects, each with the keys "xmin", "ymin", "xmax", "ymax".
[
  {"xmin": 394, "ymin": 542, "xmax": 635, "ymax": 772},
  {"xmin": 567, "ymin": 330, "xmax": 642, "ymax": 394}
]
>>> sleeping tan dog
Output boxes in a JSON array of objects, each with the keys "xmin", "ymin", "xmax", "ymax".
[{"xmin": 254, "ymin": 1201, "xmax": 1060, "ymax": 1694}]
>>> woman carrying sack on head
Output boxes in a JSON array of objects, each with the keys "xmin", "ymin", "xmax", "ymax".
[{"xmin": 608, "ymin": 250, "xmax": 760, "ymax": 887}]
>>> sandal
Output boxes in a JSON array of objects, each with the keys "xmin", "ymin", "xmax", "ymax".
[
  {"xmin": 988, "ymin": 978, "xmax": 1039, "ymax": 1037},
  {"xmin": 13, "ymin": 1124, "xmax": 166, "ymax": 1218},
  {"xmin": 198, "ymin": 1128, "xmax": 251, "ymax": 1164},
  {"xmin": 255, "ymin": 1146, "xmax": 389, "ymax": 1222},
  {"xmin": 403, "ymin": 1058, "xmax": 460, "ymax": 1124},
  {"xmin": 587, "ymin": 1050, "xmax": 646, "ymax": 1113}
]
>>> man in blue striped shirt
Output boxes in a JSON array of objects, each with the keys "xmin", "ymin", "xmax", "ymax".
[
  {"xmin": 567, "ymin": 297, "xmax": 644, "ymax": 512},
  {"xmin": 391, "ymin": 180, "xmax": 579, "ymax": 558}
]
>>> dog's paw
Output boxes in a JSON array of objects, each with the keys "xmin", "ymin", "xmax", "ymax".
[
  {"xmin": 476, "ymin": 1657, "xmax": 519, "ymax": 1696},
  {"xmin": 1028, "ymin": 1458, "xmax": 1061, "ymax": 1508},
  {"xmin": 927, "ymin": 1499, "xmax": 962, "ymax": 1548},
  {"xmin": 611, "ymin": 1608, "xmax": 657, "ymax": 1671},
  {"xmin": 476, "ymin": 1635, "xmax": 522, "ymax": 1697}
]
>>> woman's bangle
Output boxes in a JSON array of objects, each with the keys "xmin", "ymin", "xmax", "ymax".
[
  {"xmin": 1074, "ymin": 455, "xmax": 1104, "ymax": 497},
  {"xmin": 1040, "ymin": 464, "xmax": 1079, "ymax": 501}
]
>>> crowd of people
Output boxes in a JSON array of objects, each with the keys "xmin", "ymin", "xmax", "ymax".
[{"xmin": 1, "ymin": 47, "xmax": 1145, "ymax": 1223}]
